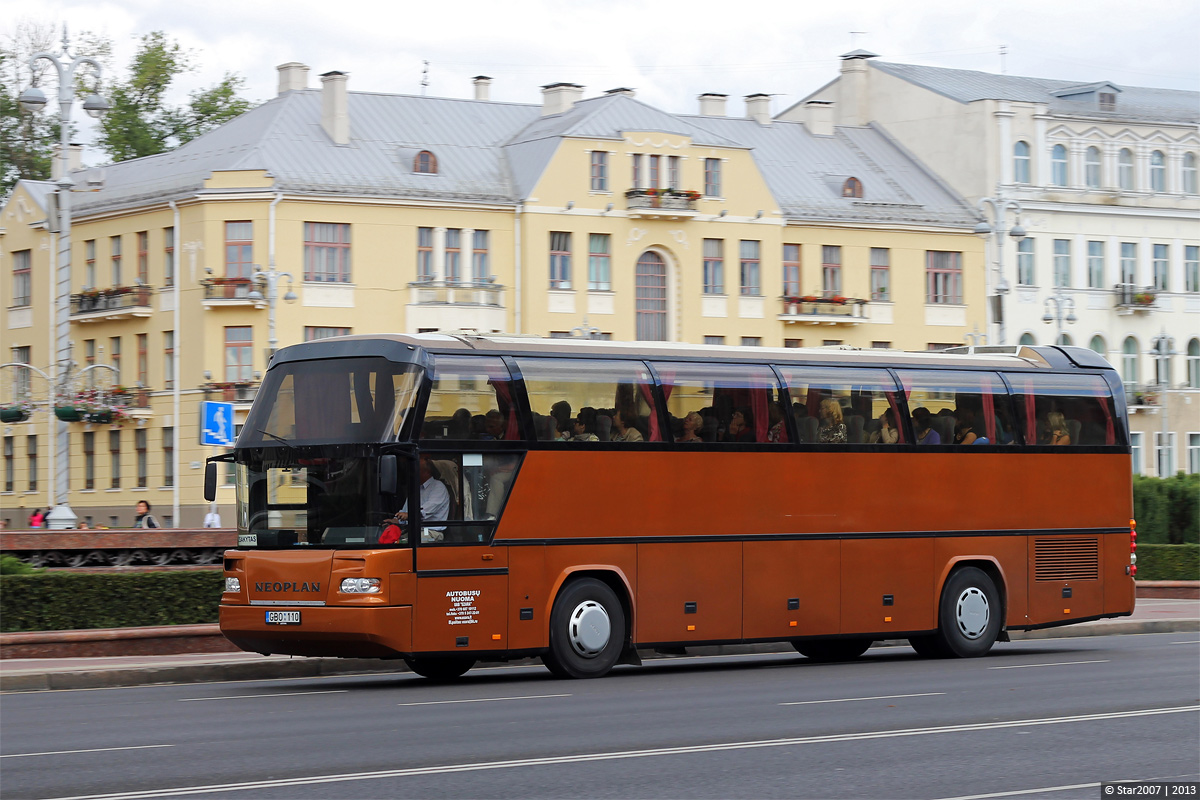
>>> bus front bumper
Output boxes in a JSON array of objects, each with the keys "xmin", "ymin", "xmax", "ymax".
[{"xmin": 219, "ymin": 604, "xmax": 412, "ymax": 659}]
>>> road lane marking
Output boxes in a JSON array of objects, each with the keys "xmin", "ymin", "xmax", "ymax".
[
  {"xmin": 1170, "ymin": 640, "xmax": 1200, "ymax": 645},
  {"xmin": 780, "ymin": 692, "xmax": 944, "ymax": 706},
  {"xmin": 397, "ymin": 693, "xmax": 570, "ymax": 707},
  {"xmin": 178, "ymin": 690, "xmax": 349, "ymax": 702},
  {"xmin": 46, "ymin": 705, "xmax": 1199, "ymax": 799},
  {"xmin": 987, "ymin": 659, "xmax": 1109, "ymax": 670},
  {"xmin": 932, "ymin": 782, "xmax": 1100, "ymax": 799},
  {"xmin": 1, "ymin": 744, "xmax": 173, "ymax": 759}
]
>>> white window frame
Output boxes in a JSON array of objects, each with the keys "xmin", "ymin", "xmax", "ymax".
[
  {"xmin": 1154, "ymin": 431, "xmax": 1177, "ymax": 477},
  {"xmin": 1188, "ymin": 432, "xmax": 1200, "ymax": 475},
  {"xmin": 1050, "ymin": 144, "xmax": 1068, "ymax": 187},
  {"xmin": 1130, "ymin": 431, "xmax": 1144, "ymax": 475}
]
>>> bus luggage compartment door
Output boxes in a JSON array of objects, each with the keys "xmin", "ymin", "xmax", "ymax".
[{"xmin": 413, "ymin": 550, "xmax": 508, "ymax": 653}]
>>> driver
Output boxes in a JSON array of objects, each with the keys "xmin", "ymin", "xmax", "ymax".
[{"xmin": 381, "ymin": 455, "xmax": 450, "ymax": 543}]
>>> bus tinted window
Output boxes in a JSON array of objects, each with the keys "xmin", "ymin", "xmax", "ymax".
[
  {"xmin": 652, "ymin": 362, "xmax": 785, "ymax": 443},
  {"xmin": 897, "ymin": 370, "xmax": 1016, "ymax": 446},
  {"xmin": 777, "ymin": 367, "xmax": 900, "ymax": 444},
  {"xmin": 517, "ymin": 358, "xmax": 661, "ymax": 442},
  {"xmin": 422, "ymin": 356, "xmax": 522, "ymax": 441},
  {"xmin": 1008, "ymin": 373, "xmax": 1118, "ymax": 446}
]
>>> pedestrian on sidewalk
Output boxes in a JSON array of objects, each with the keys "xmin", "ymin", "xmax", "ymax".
[
  {"xmin": 203, "ymin": 504, "xmax": 222, "ymax": 528},
  {"xmin": 133, "ymin": 500, "xmax": 160, "ymax": 529},
  {"xmin": 28, "ymin": 509, "xmax": 44, "ymax": 528}
]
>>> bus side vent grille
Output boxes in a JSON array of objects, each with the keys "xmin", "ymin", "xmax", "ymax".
[{"xmin": 1034, "ymin": 538, "xmax": 1099, "ymax": 581}]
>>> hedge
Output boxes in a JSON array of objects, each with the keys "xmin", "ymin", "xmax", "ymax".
[
  {"xmin": 1137, "ymin": 544, "xmax": 1200, "ymax": 582},
  {"xmin": 1132, "ymin": 473, "xmax": 1199, "ymax": 544},
  {"xmin": 0, "ymin": 571, "xmax": 223, "ymax": 633}
]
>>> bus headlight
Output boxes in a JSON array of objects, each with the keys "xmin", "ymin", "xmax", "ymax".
[
  {"xmin": 340, "ymin": 577, "xmax": 381, "ymax": 594},
  {"xmin": 224, "ymin": 577, "xmax": 241, "ymax": 593}
]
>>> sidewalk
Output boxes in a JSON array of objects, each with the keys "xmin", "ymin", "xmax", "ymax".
[{"xmin": 2, "ymin": 598, "xmax": 1196, "ymax": 693}]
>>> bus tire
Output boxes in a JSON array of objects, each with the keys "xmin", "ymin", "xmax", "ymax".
[
  {"xmin": 542, "ymin": 578, "xmax": 626, "ymax": 679},
  {"xmin": 403, "ymin": 656, "xmax": 475, "ymax": 681},
  {"xmin": 933, "ymin": 567, "xmax": 1001, "ymax": 658},
  {"xmin": 907, "ymin": 634, "xmax": 948, "ymax": 658},
  {"xmin": 792, "ymin": 638, "xmax": 872, "ymax": 662}
]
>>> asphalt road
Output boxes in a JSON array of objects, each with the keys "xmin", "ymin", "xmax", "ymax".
[{"xmin": 2, "ymin": 633, "xmax": 1198, "ymax": 800}]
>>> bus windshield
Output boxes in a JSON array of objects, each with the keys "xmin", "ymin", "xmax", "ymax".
[{"xmin": 238, "ymin": 357, "xmax": 421, "ymax": 447}]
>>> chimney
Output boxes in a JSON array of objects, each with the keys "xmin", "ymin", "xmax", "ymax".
[
  {"xmin": 473, "ymin": 75, "xmax": 492, "ymax": 101},
  {"xmin": 805, "ymin": 101, "xmax": 834, "ymax": 136},
  {"xmin": 276, "ymin": 62, "xmax": 310, "ymax": 95},
  {"xmin": 744, "ymin": 93, "xmax": 771, "ymax": 126},
  {"xmin": 605, "ymin": 87, "xmax": 635, "ymax": 98},
  {"xmin": 51, "ymin": 143, "xmax": 85, "ymax": 179},
  {"xmin": 541, "ymin": 82, "xmax": 584, "ymax": 116},
  {"xmin": 838, "ymin": 49, "xmax": 878, "ymax": 126},
  {"xmin": 320, "ymin": 71, "xmax": 350, "ymax": 145},
  {"xmin": 698, "ymin": 93, "xmax": 727, "ymax": 117}
]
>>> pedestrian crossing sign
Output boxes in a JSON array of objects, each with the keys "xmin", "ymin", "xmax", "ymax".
[{"xmin": 200, "ymin": 401, "xmax": 236, "ymax": 446}]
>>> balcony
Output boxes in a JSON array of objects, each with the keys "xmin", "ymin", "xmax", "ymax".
[
  {"xmin": 1114, "ymin": 283, "xmax": 1158, "ymax": 314},
  {"xmin": 407, "ymin": 280, "xmax": 507, "ymax": 333},
  {"xmin": 1126, "ymin": 384, "xmax": 1162, "ymax": 409},
  {"xmin": 204, "ymin": 381, "xmax": 259, "ymax": 405},
  {"xmin": 624, "ymin": 188, "xmax": 699, "ymax": 219},
  {"xmin": 778, "ymin": 296, "xmax": 869, "ymax": 325},
  {"xmin": 408, "ymin": 280, "xmax": 504, "ymax": 307},
  {"xmin": 202, "ymin": 278, "xmax": 265, "ymax": 310},
  {"xmin": 70, "ymin": 287, "xmax": 154, "ymax": 322}
]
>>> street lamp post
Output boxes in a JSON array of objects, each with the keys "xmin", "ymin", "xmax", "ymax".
[
  {"xmin": 1150, "ymin": 328, "xmax": 1177, "ymax": 477},
  {"xmin": 1041, "ymin": 291, "xmax": 1077, "ymax": 345},
  {"xmin": 18, "ymin": 26, "xmax": 112, "ymax": 530},
  {"xmin": 973, "ymin": 196, "xmax": 1026, "ymax": 347},
  {"xmin": 247, "ymin": 266, "xmax": 297, "ymax": 363}
]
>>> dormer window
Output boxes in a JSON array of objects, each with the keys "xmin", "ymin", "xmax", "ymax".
[
  {"xmin": 414, "ymin": 151, "xmax": 438, "ymax": 174},
  {"xmin": 842, "ymin": 177, "xmax": 863, "ymax": 198},
  {"xmin": 1099, "ymin": 92, "xmax": 1116, "ymax": 112}
]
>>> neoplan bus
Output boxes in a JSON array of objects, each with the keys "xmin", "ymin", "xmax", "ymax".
[{"xmin": 209, "ymin": 334, "xmax": 1136, "ymax": 680}]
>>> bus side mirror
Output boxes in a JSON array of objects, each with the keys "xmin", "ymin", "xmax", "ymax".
[
  {"xmin": 379, "ymin": 455, "xmax": 398, "ymax": 494},
  {"xmin": 204, "ymin": 462, "xmax": 217, "ymax": 502}
]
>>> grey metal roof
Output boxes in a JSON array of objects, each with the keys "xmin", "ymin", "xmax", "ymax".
[
  {"xmin": 872, "ymin": 62, "xmax": 1199, "ymax": 124},
  {"xmin": 507, "ymin": 93, "xmax": 742, "ymax": 147}
]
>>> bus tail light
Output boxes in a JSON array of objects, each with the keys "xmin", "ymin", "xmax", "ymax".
[{"xmin": 340, "ymin": 577, "xmax": 381, "ymax": 594}]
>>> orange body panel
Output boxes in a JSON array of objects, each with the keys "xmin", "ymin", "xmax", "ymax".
[
  {"xmin": 220, "ymin": 604, "xmax": 411, "ymax": 658},
  {"xmin": 841, "ymin": 539, "xmax": 936, "ymax": 633},
  {"xmin": 413, "ymin": 574, "xmax": 507, "ymax": 652},
  {"xmin": 636, "ymin": 543, "xmax": 742, "ymax": 643},
  {"xmin": 743, "ymin": 540, "xmax": 840, "ymax": 638}
]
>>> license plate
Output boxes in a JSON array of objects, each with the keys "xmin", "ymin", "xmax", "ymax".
[{"xmin": 265, "ymin": 611, "xmax": 301, "ymax": 625}]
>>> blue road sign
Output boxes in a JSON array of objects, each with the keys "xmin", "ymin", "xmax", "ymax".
[{"xmin": 199, "ymin": 401, "xmax": 236, "ymax": 446}]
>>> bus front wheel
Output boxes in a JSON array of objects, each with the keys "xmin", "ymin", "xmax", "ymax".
[
  {"xmin": 792, "ymin": 639, "xmax": 872, "ymax": 662},
  {"xmin": 404, "ymin": 656, "xmax": 475, "ymax": 681},
  {"xmin": 542, "ymin": 578, "xmax": 626, "ymax": 679},
  {"xmin": 930, "ymin": 566, "xmax": 1002, "ymax": 658}
]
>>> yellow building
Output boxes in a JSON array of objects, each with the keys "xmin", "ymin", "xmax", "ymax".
[{"xmin": 1, "ymin": 65, "xmax": 983, "ymax": 527}]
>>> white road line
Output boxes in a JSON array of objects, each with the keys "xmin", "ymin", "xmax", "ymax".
[
  {"xmin": 932, "ymin": 782, "xmax": 1100, "ymax": 800},
  {"xmin": 397, "ymin": 693, "xmax": 570, "ymax": 707},
  {"xmin": 1170, "ymin": 640, "xmax": 1200, "ymax": 645},
  {"xmin": 1, "ymin": 744, "xmax": 173, "ymax": 759},
  {"xmin": 987, "ymin": 659, "xmax": 1109, "ymax": 670},
  {"xmin": 46, "ymin": 705, "xmax": 1199, "ymax": 800},
  {"xmin": 178, "ymin": 690, "xmax": 349, "ymax": 702},
  {"xmin": 780, "ymin": 692, "xmax": 945, "ymax": 706}
]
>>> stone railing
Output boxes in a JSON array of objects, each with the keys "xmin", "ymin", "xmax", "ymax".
[{"xmin": 408, "ymin": 280, "xmax": 505, "ymax": 307}]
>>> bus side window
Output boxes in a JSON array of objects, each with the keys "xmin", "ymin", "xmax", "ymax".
[
  {"xmin": 777, "ymin": 366, "xmax": 899, "ymax": 445},
  {"xmin": 422, "ymin": 356, "xmax": 523, "ymax": 441},
  {"xmin": 516, "ymin": 358, "xmax": 662, "ymax": 442},
  {"xmin": 1009, "ymin": 373, "xmax": 1118, "ymax": 447},
  {"xmin": 650, "ymin": 362, "xmax": 785, "ymax": 444}
]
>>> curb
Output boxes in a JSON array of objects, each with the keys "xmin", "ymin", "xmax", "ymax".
[{"xmin": 3, "ymin": 618, "xmax": 1196, "ymax": 693}]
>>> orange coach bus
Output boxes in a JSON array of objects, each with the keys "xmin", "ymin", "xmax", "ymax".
[{"xmin": 210, "ymin": 335, "xmax": 1136, "ymax": 680}]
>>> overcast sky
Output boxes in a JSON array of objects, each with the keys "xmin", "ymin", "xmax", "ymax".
[{"xmin": 9, "ymin": 0, "xmax": 1199, "ymax": 125}]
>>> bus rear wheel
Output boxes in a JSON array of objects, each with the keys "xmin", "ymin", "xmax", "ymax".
[
  {"xmin": 930, "ymin": 566, "xmax": 1001, "ymax": 658},
  {"xmin": 542, "ymin": 578, "xmax": 626, "ymax": 679},
  {"xmin": 403, "ymin": 656, "xmax": 475, "ymax": 681},
  {"xmin": 792, "ymin": 639, "xmax": 872, "ymax": 662}
]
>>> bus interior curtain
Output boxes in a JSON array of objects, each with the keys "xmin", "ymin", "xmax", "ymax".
[
  {"xmin": 1021, "ymin": 376, "xmax": 1037, "ymax": 444},
  {"xmin": 981, "ymin": 377, "xmax": 997, "ymax": 443},
  {"xmin": 806, "ymin": 386, "xmax": 822, "ymax": 418},
  {"xmin": 1099, "ymin": 389, "xmax": 1116, "ymax": 445},
  {"xmin": 752, "ymin": 387, "xmax": 769, "ymax": 442},
  {"xmin": 296, "ymin": 369, "xmax": 348, "ymax": 439},
  {"xmin": 353, "ymin": 369, "xmax": 375, "ymax": 428},
  {"xmin": 636, "ymin": 381, "xmax": 662, "ymax": 441},
  {"xmin": 884, "ymin": 391, "xmax": 906, "ymax": 443},
  {"xmin": 489, "ymin": 376, "xmax": 520, "ymax": 440}
]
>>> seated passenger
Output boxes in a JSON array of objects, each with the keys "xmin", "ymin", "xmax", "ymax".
[
  {"xmin": 725, "ymin": 407, "xmax": 756, "ymax": 442},
  {"xmin": 551, "ymin": 401, "xmax": 573, "ymax": 441},
  {"xmin": 381, "ymin": 455, "xmax": 450, "ymax": 543},
  {"xmin": 677, "ymin": 411, "xmax": 704, "ymax": 443},
  {"xmin": 483, "ymin": 409, "xmax": 505, "ymax": 440},
  {"xmin": 766, "ymin": 404, "xmax": 784, "ymax": 443},
  {"xmin": 1043, "ymin": 411, "xmax": 1071, "ymax": 445},
  {"xmin": 954, "ymin": 409, "xmax": 979, "ymax": 445},
  {"xmin": 569, "ymin": 415, "xmax": 599, "ymax": 442},
  {"xmin": 817, "ymin": 398, "xmax": 847, "ymax": 443},
  {"xmin": 912, "ymin": 407, "xmax": 941, "ymax": 445},
  {"xmin": 871, "ymin": 407, "xmax": 899, "ymax": 444},
  {"xmin": 609, "ymin": 410, "xmax": 644, "ymax": 442}
]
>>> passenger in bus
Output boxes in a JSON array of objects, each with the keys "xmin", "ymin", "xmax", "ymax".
[
  {"xmin": 817, "ymin": 399, "xmax": 847, "ymax": 443},
  {"xmin": 470, "ymin": 414, "xmax": 489, "ymax": 439},
  {"xmin": 912, "ymin": 407, "xmax": 941, "ymax": 445},
  {"xmin": 551, "ymin": 401, "xmax": 573, "ymax": 440},
  {"xmin": 385, "ymin": 455, "xmax": 450, "ymax": 542},
  {"xmin": 954, "ymin": 409, "xmax": 979, "ymax": 445},
  {"xmin": 677, "ymin": 411, "xmax": 704, "ymax": 443},
  {"xmin": 766, "ymin": 403, "xmax": 785, "ymax": 443},
  {"xmin": 483, "ymin": 409, "xmax": 505, "ymax": 440},
  {"xmin": 570, "ymin": 415, "xmax": 599, "ymax": 442},
  {"xmin": 609, "ymin": 410, "xmax": 644, "ymax": 442},
  {"xmin": 448, "ymin": 408, "xmax": 472, "ymax": 439},
  {"xmin": 724, "ymin": 408, "xmax": 756, "ymax": 442},
  {"xmin": 1043, "ymin": 411, "xmax": 1072, "ymax": 446},
  {"xmin": 871, "ymin": 408, "xmax": 899, "ymax": 444}
]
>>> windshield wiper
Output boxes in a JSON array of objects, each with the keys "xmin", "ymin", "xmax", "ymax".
[{"xmin": 257, "ymin": 428, "xmax": 297, "ymax": 451}]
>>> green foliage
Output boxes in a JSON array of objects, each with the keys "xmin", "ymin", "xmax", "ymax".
[
  {"xmin": 1133, "ymin": 473, "xmax": 1200, "ymax": 544},
  {"xmin": 0, "ymin": 570, "xmax": 222, "ymax": 632},
  {"xmin": 1137, "ymin": 544, "xmax": 1200, "ymax": 582},
  {"xmin": 0, "ymin": 554, "xmax": 43, "ymax": 575}
]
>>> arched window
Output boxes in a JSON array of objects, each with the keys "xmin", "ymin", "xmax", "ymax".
[
  {"xmin": 1013, "ymin": 141, "xmax": 1031, "ymax": 184},
  {"xmin": 1018, "ymin": 332, "xmax": 1036, "ymax": 346},
  {"xmin": 1057, "ymin": 332, "xmax": 1073, "ymax": 346},
  {"xmin": 414, "ymin": 150, "xmax": 438, "ymax": 174},
  {"xmin": 1122, "ymin": 336, "xmax": 1140, "ymax": 393},
  {"xmin": 1118, "ymin": 148, "xmax": 1134, "ymax": 190},
  {"xmin": 1051, "ymin": 144, "xmax": 1068, "ymax": 187},
  {"xmin": 1150, "ymin": 150, "xmax": 1166, "ymax": 192},
  {"xmin": 1183, "ymin": 153, "xmax": 1198, "ymax": 195},
  {"xmin": 1090, "ymin": 335, "xmax": 1107, "ymax": 357},
  {"xmin": 1188, "ymin": 338, "xmax": 1200, "ymax": 388},
  {"xmin": 841, "ymin": 177, "xmax": 863, "ymax": 198},
  {"xmin": 635, "ymin": 251, "xmax": 668, "ymax": 341},
  {"xmin": 1085, "ymin": 146, "xmax": 1102, "ymax": 188}
]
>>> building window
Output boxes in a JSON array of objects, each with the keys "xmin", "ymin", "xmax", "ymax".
[
  {"xmin": 1153, "ymin": 244, "xmax": 1169, "ymax": 291},
  {"xmin": 1087, "ymin": 241, "xmax": 1105, "ymax": 288},
  {"xmin": 704, "ymin": 158, "xmax": 721, "ymax": 197},
  {"xmin": 163, "ymin": 227, "xmax": 175, "ymax": 287},
  {"xmin": 85, "ymin": 239, "xmax": 96, "ymax": 288},
  {"xmin": 109, "ymin": 429, "xmax": 121, "ymax": 489},
  {"xmin": 417, "ymin": 227, "xmax": 433, "ymax": 281},
  {"xmin": 1057, "ymin": 332, "xmax": 1073, "ymax": 346},
  {"xmin": 1155, "ymin": 432, "xmax": 1177, "ymax": 477},
  {"xmin": 304, "ymin": 222, "xmax": 351, "ymax": 283},
  {"xmin": 1050, "ymin": 144, "xmax": 1068, "ymax": 187},
  {"xmin": 1189, "ymin": 338, "xmax": 1200, "ymax": 388},
  {"xmin": 1084, "ymin": 146, "xmax": 1101, "ymax": 188},
  {"xmin": 414, "ymin": 151, "xmax": 438, "ymax": 174},
  {"xmin": 870, "ymin": 247, "xmax": 890, "ymax": 300},
  {"xmin": 842, "ymin": 177, "xmax": 863, "ymax": 198},
  {"xmin": 1122, "ymin": 336, "xmax": 1139, "ymax": 395},
  {"xmin": 83, "ymin": 431, "xmax": 94, "ymax": 490},
  {"xmin": 588, "ymin": 234, "xmax": 611, "ymax": 291},
  {"xmin": 635, "ymin": 251, "xmax": 668, "ymax": 342},
  {"xmin": 1090, "ymin": 335, "xmax": 1106, "ymax": 357},
  {"xmin": 549, "ymin": 232, "xmax": 572, "ymax": 289},
  {"xmin": 648, "ymin": 155, "xmax": 662, "ymax": 189},
  {"xmin": 782, "ymin": 244, "xmax": 801, "ymax": 297},
  {"xmin": 1184, "ymin": 153, "xmax": 1198, "ymax": 194},
  {"xmin": 739, "ymin": 240, "xmax": 760, "ymax": 296},
  {"xmin": 11, "ymin": 250, "xmax": 31, "ymax": 307},
  {"xmin": 1120, "ymin": 242, "xmax": 1137, "ymax": 285},
  {"xmin": 1150, "ymin": 150, "xmax": 1166, "ymax": 192},
  {"xmin": 26, "ymin": 435, "xmax": 37, "ymax": 492},
  {"xmin": 304, "ymin": 326, "xmax": 351, "ymax": 341},
  {"xmin": 784, "ymin": 339, "xmax": 802, "ymax": 348},
  {"xmin": 631, "ymin": 154, "xmax": 643, "ymax": 189},
  {"xmin": 163, "ymin": 331, "xmax": 174, "ymax": 390},
  {"xmin": 1013, "ymin": 141, "xmax": 1031, "ymax": 184},
  {"xmin": 472, "ymin": 230, "xmax": 490, "ymax": 282},
  {"xmin": 163, "ymin": 427, "xmax": 174, "ymax": 488},
  {"xmin": 1053, "ymin": 239, "xmax": 1071, "ymax": 287},
  {"xmin": 1016, "ymin": 238, "xmax": 1035, "ymax": 286},
  {"xmin": 1189, "ymin": 433, "xmax": 1200, "ymax": 475},
  {"xmin": 1099, "ymin": 92, "xmax": 1117, "ymax": 112},
  {"xmin": 741, "ymin": 337, "xmax": 761, "ymax": 347},
  {"xmin": 137, "ymin": 231, "xmax": 149, "ymax": 284},
  {"xmin": 137, "ymin": 333, "xmax": 148, "ymax": 388},
  {"xmin": 444, "ymin": 229, "xmax": 461, "ymax": 283},
  {"xmin": 224, "ymin": 326, "xmax": 253, "ymax": 382},
  {"xmin": 668, "ymin": 156, "xmax": 681, "ymax": 189},
  {"xmin": 590, "ymin": 151, "xmax": 608, "ymax": 192},
  {"xmin": 703, "ymin": 239, "xmax": 724, "ymax": 295},
  {"xmin": 3, "ymin": 436, "xmax": 11, "ymax": 493},
  {"xmin": 110, "ymin": 336, "xmax": 121, "ymax": 384},
  {"xmin": 1131, "ymin": 431, "xmax": 1144, "ymax": 475},
  {"xmin": 110, "ymin": 235, "xmax": 122, "ymax": 285},
  {"xmin": 1154, "ymin": 336, "xmax": 1173, "ymax": 387},
  {"xmin": 1118, "ymin": 149, "xmax": 1134, "ymax": 190},
  {"xmin": 11, "ymin": 346, "xmax": 31, "ymax": 399},
  {"xmin": 704, "ymin": 336, "xmax": 725, "ymax": 346},
  {"xmin": 136, "ymin": 428, "xmax": 148, "ymax": 489},
  {"xmin": 821, "ymin": 245, "xmax": 842, "ymax": 296},
  {"xmin": 225, "ymin": 222, "xmax": 253, "ymax": 279},
  {"xmin": 1186, "ymin": 246, "xmax": 1199, "ymax": 293},
  {"xmin": 926, "ymin": 251, "xmax": 963, "ymax": 304}
]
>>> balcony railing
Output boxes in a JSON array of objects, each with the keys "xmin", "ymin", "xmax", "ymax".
[
  {"xmin": 408, "ymin": 280, "xmax": 504, "ymax": 307},
  {"xmin": 1114, "ymin": 283, "xmax": 1157, "ymax": 311},
  {"xmin": 205, "ymin": 382, "xmax": 259, "ymax": 403},
  {"xmin": 202, "ymin": 278, "xmax": 255, "ymax": 300},
  {"xmin": 71, "ymin": 286, "xmax": 154, "ymax": 316},
  {"xmin": 779, "ymin": 296, "xmax": 869, "ymax": 322},
  {"xmin": 625, "ymin": 188, "xmax": 699, "ymax": 214},
  {"xmin": 1125, "ymin": 383, "xmax": 1162, "ymax": 408}
]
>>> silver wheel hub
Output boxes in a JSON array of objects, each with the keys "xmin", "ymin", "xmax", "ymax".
[
  {"xmin": 568, "ymin": 600, "xmax": 611, "ymax": 658},
  {"xmin": 955, "ymin": 587, "xmax": 990, "ymax": 640}
]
